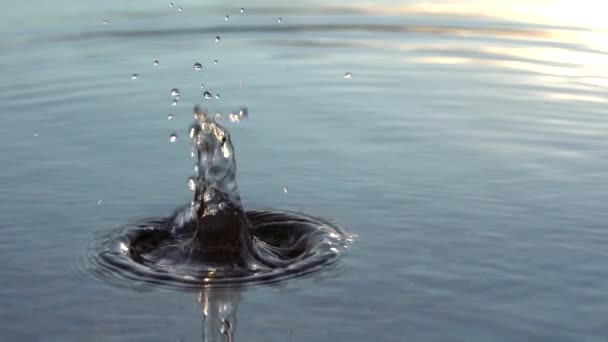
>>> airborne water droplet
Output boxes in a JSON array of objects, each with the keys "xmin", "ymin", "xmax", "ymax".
[
  {"xmin": 131, "ymin": 73, "xmax": 139, "ymax": 80},
  {"xmin": 171, "ymin": 88, "xmax": 180, "ymax": 97},
  {"xmin": 169, "ymin": 133, "xmax": 178, "ymax": 143},
  {"xmin": 101, "ymin": 19, "xmax": 109, "ymax": 24},
  {"xmin": 153, "ymin": 60, "xmax": 159, "ymax": 66},
  {"xmin": 203, "ymin": 91, "xmax": 213, "ymax": 99},
  {"xmin": 225, "ymin": 15, "xmax": 230, "ymax": 20},
  {"xmin": 200, "ymin": 83, "xmax": 205, "ymax": 89},
  {"xmin": 168, "ymin": 114, "xmax": 174, "ymax": 120},
  {"xmin": 169, "ymin": 2, "xmax": 174, "ymax": 7},
  {"xmin": 278, "ymin": 17, "xmax": 282, "ymax": 23},
  {"xmin": 283, "ymin": 187, "xmax": 288, "ymax": 194},
  {"xmin": 215, "ymin": 113, "xmax": 222, "ymax": 121},
  {"xmin": 194, "ymin": 63, "xmax": 203, "ymax": 71},
  {"xmin": 172, "ymin": 99, "xmax": 178, "ymax": 106},
  {"xmin": 215, "ymin": 36, "xmax": 221, "ymax": 42},
  {"xmin": 213, "ymin": 60, "xmax": 218, "ymax": 64},
  {"xmin": 239, "ymin": 106, "xmax": 248, "ymax": 119},
  {"xmin": 215, "ymin": 94, "xmax": 221, "ymax": 99},
  {"xmin": 344, "ymin": 72, "xmax": 352, "ymax": 79},
  {"xmin": 240, "ymin": 8, "xmax": 244, "ymax": 13},
  {"xmin": 177, "ymin": 6, "xmax": 183, "ymax": 12}
]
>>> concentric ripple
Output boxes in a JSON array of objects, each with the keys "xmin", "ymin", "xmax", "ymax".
[{"xmin": 86, "ymin": 209, "xmax": 350, "ymax": 290}]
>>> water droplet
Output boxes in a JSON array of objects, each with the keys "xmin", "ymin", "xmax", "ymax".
[
  {"xmin": 101, "ymin": 19, "xmax": 109, "ymax": 24},
  {"xmin": 283, "ymin": 187, "xmax": 288, "ymax": 194},
  {"xmin": 172, "ymin": 99, "xmax": 178, "ymax": 106},
  {"xmin": 171, "ymin": 88, "xmax": 180, "ymax": 97},
  {"xmin": 187, "ymin": 177, "xmax": 197, "ymax": 190},
  {"xmin": 203, "ymin": 91, "xmax": 213, "ymax": 99},
  {"xmin": 278, "ymin": 17, "xmax": 282, "ymax": 23},
  {"xmin": 215, "ymin": 113, "xmax": 222, "ymax": 121},
  {"xmin": 215, "ymin": 36, "xmax": 221, "ymax": 42},
  {"xmin": 177, "ymin": 6, "xmax": 183, "ymax": 12},
  {"xmin": 213, "ymin": 59, "xmax": 218, "ymax": 64},
  {"xmin": 33, "ymin": 132, "xmax": 40, "ymax": 137},
  {"xmin": 168, "ymin": 114, "xmax": 174, "ymax": 120},
  {"xmin": 169, "ymin": 133, "xmax": 178, "ymax": 143},
  {"xmin": 97, "ymin": 200, "xmax": 103, "ymax": 205},
  {"xmin": 169, "ymin": 2, "xmax": 174, "ymax": 7},
  {"xmin": 153, "ymin": 60, "xmax": 159, "ymax": 66},
  {"xmin": 344, "ymin": 72, "xmax": 352, "ymax": 79},
  {"xmin": 215, "ymin": 93, "xmax": 221, "ymax": 99},
  {"xmin": 200, "ymin": 83, "xmax": 205, "ymax": 89},
  {"xmin": 194, "ymin": 62, "xmax": 203, "ymax": 71},
  {"xmin": 239, "ymin": 106, "xmax": 248, "ymax": 119},
  {"xmin": 228, "ymin": 113, "xmax": 238, "ymax": 122},
  {"xmin": 240, "ymin": 8, "xmax": 244, "ymax": 13},
  {"xmin": 225, "ymin": 15, "xmax": 230, "ymax": 20},
  {"xmin": 131, "ymin": 73, "xmax": 139, "ymax": 80}
]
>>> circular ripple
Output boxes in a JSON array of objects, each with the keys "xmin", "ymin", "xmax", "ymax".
[{"xmin": 84, "ymin": 209, "xmax": 352, "ymax": 290}]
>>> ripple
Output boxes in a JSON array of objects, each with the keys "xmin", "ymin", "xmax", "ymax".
[{"xmin": 84, "ymin": 209, "xmax": 351, "ymax": 290}]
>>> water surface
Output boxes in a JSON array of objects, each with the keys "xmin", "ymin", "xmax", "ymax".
[{"xmin": 1, "ymin": 1, "xmax": 608, "ymax": 341}]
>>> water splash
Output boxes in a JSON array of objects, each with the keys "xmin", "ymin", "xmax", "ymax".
[{"xmin": 87, "ymin": 105, "xmax": 351, "ymax": 290}]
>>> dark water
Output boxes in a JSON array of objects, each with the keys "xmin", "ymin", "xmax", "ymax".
[{"xmin": 2, "ymin": 1, "xmax": 608, "ymax": 341}]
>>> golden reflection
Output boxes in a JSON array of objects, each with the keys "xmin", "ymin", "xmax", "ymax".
[
  {"xmin": 345, "ymin": 0, "xmax": 608, "ymax": 90},
  {"xmin": 352, "ymin": 1, "xmax": 608, "ymax": 30}
]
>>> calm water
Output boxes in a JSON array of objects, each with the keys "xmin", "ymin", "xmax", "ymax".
[{"xmin": 2, "ymin": 1, "xmax": 608, "ymax": 341}]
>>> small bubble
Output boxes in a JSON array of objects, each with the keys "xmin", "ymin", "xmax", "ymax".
[
  {"xmin": 172, "ymin": 99, "xmax": 178, "ymax": 106},
  {"xmin": 153, "ymin": 60, "xmax": 159, "ymax": 66},
  {"xmin": 215, "ymin": 93, "xmax": 221, "ymax": 99},
  {"xmin": 194, "ymin": 62, "xmax": 203, "ymax": 70},
  {"xmin": 344, "ymin": 72, "xmax": 352, "ymax": 79},
  {"xmin": 214, "ymin": 59, "xmax": 218, "ymax": 64},
  {"xmin": 131, "ymin": 73, "xmax": 139, "ymax": 80},
  {"xmin": 278, "ymin": 17, "xmax": 282, "ymax": 23},
  {"xmin": 203, "ymin": 91, "xmax": 213, "ymax": 99},
  {"xmin": 215, "ymin": 36, "xmax": 221, "ymax": 42},
  {"xmin": 225, "ymin": 15, "xmax": 230, "ymax": 20},
  {"xmin": 240, "ymin": 8, "xmax": 244, "ymax": 13},
  {"xmin": 187, "ymin": 177, "xmax": 196, "ymax": 190},
  {"xmin": 171, "ymin": 88, "xmax": 180, "ymax": 97},
  {"xmin": 101, "ymin": 19, "xmax": 109, "ymax": 24},
  {"xmin": 168, "ymin": 114, "xmax": 174, "ymax": 120},
  {"xmin": 169, "ymin": 133, "xmax": 178, "ymax": 143}
]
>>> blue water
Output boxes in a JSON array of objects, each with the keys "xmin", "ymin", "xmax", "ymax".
[{"xmin": 1, "ymin": 1, "xmax": 608, "ymax": 341}]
